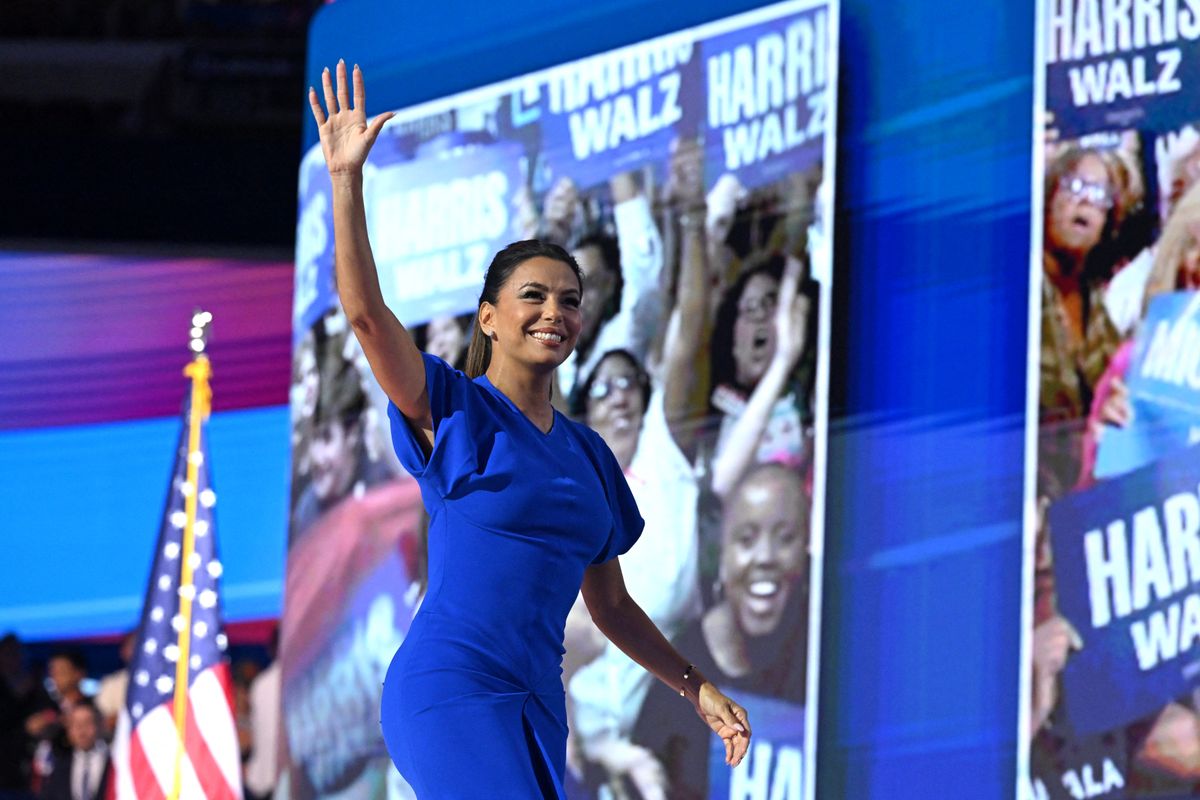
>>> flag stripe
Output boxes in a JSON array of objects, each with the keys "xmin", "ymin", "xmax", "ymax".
[
  {"xmin": 133, "ymin": 705, "xmax": 181, "ymax": 797},
  {"xmin": 129, "ymin": 729, "xmax": 167, "ymax": 800},
  {"xmin": 136, "ymin": 703, "xmax": 208, "ymax": 800},
  {"xmin": 186, "ymin": 694, "xmax": 239, "ymax": 800},
  {"xmin": 191, "ymin": 668, "xmax": 243, "ymax": 791}
]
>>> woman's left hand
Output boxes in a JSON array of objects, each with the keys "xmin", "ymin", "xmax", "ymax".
[
  {"xmin": 772, "ymin": 256, "xmax": 810, "ymax": 371},
  {"xmin": 697, "ymin": 682, "xmax": 752, "ymax": 767}
]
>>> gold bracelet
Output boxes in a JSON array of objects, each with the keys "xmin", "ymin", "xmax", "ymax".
[{"xmin": 679, "ymin": 664, "xmax": 695, "ymax": 697}]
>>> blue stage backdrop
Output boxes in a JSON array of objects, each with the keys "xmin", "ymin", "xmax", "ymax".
[{"xmin": 303, "ymin": 1, "xmax": 1033, "ymax": 799}]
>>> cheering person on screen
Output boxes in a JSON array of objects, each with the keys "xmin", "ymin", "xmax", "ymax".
[{"xmin": 307, "ymin": 60, "xmax": 751, "ymax": 799}]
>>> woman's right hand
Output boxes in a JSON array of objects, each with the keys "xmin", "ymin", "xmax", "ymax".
[
  {"xmin": 308, "ymin": 60, "xmax": 395, "ymax": 177},
  {"xmin": 1031, "ymin": 614, "xmax": 1083, "ymax": 733}
]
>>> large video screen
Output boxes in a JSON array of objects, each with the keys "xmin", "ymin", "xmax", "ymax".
[
  {"xmin": 283, "ymin": 2, "xmax": 837, "ymax": 798},
  {"xmin": 1027, "ymin": 5, "xmax": 1200, "ymax": 798}
]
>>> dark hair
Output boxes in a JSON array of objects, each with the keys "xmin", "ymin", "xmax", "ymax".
[
  {"xmin": 571, "ymin": 348, "xmax": 652, "ymax": 418},
  {"xmin": 49, "ymin": 647, "xmax": 87, "ymax": 673},
  {"xmin": 571, "ymin": 231, "xmax": 624, "ymax": 353},
  {"xmin": 69, "ymin": 697, "xmax": 102, "ymax": 723},
  {"xmin": 464, "ymin": 240, "xmax": 584, "ymax": 378},
  {"xmin": 710, "ymin": 253, "xmax": 787, "ymax": 395},
  {"xmin": 313, "ymin": 346, "xmax": 366, "ymax": 430},
  {"xmin": 412, "ymin": 313, "xmax": 473, "ymax": 371},
  {"xmin": 1044, "ymin": 145, "xmax": 1126, "ymax": 282}
]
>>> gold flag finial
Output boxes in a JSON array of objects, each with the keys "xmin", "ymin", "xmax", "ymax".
[{"xmin": 184, "ymin": 310, "xmax": 213, "ymax": 420}]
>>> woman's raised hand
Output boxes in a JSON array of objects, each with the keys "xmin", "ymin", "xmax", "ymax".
[
  {"xmin": 308, "ymin": 60, "xmax": 395, "ymax": 177},
  {"xmin": 773, "ymin": 255, "xmax": 811, "ymax": 371}
]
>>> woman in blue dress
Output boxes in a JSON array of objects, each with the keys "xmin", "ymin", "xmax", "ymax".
[{"xmin": 308, "ymin": 62, "xmax": 752, "ymax": 798}]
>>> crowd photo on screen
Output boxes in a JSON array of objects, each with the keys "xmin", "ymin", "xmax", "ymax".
[{"xmin": 1031, "ymin": 110, "xmax": 1200, "ymax": 797}]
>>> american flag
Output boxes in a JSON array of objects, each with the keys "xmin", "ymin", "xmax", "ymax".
[{"xmin": 110, "ymin": 355, "xmax": 242, "ymax": 800}]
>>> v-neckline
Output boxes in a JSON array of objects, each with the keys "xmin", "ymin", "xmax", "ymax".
[{"xmin": 477, "ymin": 374, "xmax": 558, "ymax": 436}]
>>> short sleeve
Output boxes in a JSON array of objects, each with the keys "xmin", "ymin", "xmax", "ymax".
[
  {"xmin": 591, "ymin": 438, "xmax": 645, "ymax": 565},
  {"xmin": 386, "ymin": 352, "xmax": 474, "ymax": 480}
]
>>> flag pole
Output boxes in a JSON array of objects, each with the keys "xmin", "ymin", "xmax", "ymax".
[{"xmin": 168, "ymin": 310, "xmax": 213, "ymax": 800}]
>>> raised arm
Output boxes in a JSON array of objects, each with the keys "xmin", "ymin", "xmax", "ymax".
[
  {"xmin": 711, "ymin": 256, "xmax": 809, "ymax": 499},
  {"xmin": 308, "ymin": 61, "xmax": 433, "ymax": 454},
  {"xmin": 660, "ymin": 138, "xmax": 710, "ymax": 459},
  {"xmin": 581, "ymin": 559, "xmax": 751, "ymax": 768}
]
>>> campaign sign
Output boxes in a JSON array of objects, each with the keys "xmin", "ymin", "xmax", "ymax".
[
  {"xmin": 1049, "ymin": 440, "xmax": 1200, "ymax": 735},
  {"xmin": 283, "ymin": 551, "xmax": 415, "ymax": 795},
  {"xmin": 700, "ymin": 8, "xmax": 828, "ymax": 192},
  {"xmin": 1044, "ymin": 3, "xmax": 1200, "ymax": 137},
  {"xmin": 364, "ymin": 139, "xmax": 524, "ymax": 326},
  {"xmin": 708, "ymin": 694, "xmax": 804, "ymax": 800},
  {"xmin": 294, "ymin": 148, "xmax": 338, "ymax": 337},
  {"xmin": 1096, "ymin": 292, "xmax": 1200, "ymax": 479},
  {"xmin": 533, "ymin": 32, "xmax": 704, "ymax": 189}
]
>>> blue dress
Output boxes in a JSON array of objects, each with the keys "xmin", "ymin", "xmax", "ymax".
[{"xmin": 380, "ymin": 353, "xmax": 644, "ymax": 798}]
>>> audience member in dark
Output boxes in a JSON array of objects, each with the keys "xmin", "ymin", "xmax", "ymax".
[
  {"xmin": 25, "ymin": 649, "xmax": 88, "ymax": 792},
  {"xmin": 37, "ymin": 701, "xmax": 109, "ymax": 800},
  {"xmin": 0, "ymin": 633, "xmax": 37, "ymax": 794}
]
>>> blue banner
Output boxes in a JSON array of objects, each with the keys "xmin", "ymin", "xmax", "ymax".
[
  {"xmin": 1044, "ymin": 4, "xmax": 1200, "ymax": 137},
  {"xmin": 700, "ymin": 8, "xmax": 828, "ymax": 191},
  {"xmin": 708, "ymin": 694, "xmax": 804, "ymax": 800},
  {"xmin": 1049, "ymin": 440, "xmax": 1200, "ymax": 735},
  {"xmin": 1096, "ymin": 291, "xmax": 1200, "ymax": 478},
  {"xmin": 294, "ymin": 149, "xmax": 338, "ymax": 338},
  {"xmin": 363, "ymin": 139, "xmax": 525, "ymax": 326},
  {"xmin": 532, "ymin": 33, "xmax": 704, "ymax": 189}
]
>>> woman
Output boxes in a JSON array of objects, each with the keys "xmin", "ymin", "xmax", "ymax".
[
  {"xmin": 632, "ymin": 463, "xmax": 809, "ymax": 800},
  {"xmin": 308, "ymin": 60, "xmax": 750, "ymax": 798},
  {"xmin": 709, "ymin": 253, "xmax": 816, "ymax": 475},
  {"xmin": 1039, "ymin": 146, "xmax": 1125, "ymax": 499}
]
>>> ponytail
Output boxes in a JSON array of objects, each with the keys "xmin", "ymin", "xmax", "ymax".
[{"xmin": 464, "ymin": 316, "xmax": 492, "ymax": 379}]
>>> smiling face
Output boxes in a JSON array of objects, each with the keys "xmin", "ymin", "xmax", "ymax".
[
  {"xmin": 732, "ymin": 273, "xmax": 780, "ymax": 387},
  {"xmin": 309, "ymin": 417, "xmax": 359, "ymax": 503},
  {"xmin": 585, "ymin": 352, "xmax": 646, "ymax": 456},
  {"xmin": 479, "ymin": 256, "xmax": 583, "ymax": 372},
  {"xmin": 1047, "ymin": 153, "xmax": 1111, "ymax": 264},
  {"xmin": 721, "ymin": 465, "xmax": 808, "ymax": 639}
]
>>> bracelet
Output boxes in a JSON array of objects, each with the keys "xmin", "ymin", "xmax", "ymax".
[
  {"xmin": 678, "ymin": 663, "xmax": 705, "ymax": 702},
  {"xmin": 678, "ymin": 664, "xmax": 693, "ymax": 697}
]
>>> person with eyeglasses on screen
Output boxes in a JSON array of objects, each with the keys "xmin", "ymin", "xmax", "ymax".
[
  {"xmin": 1039, "ymin": 145, "xmax": 1126, "ymax": 502},
  {"xmin": 308, "ymin": 60, "xmax": 751, "ymax": 800}
]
